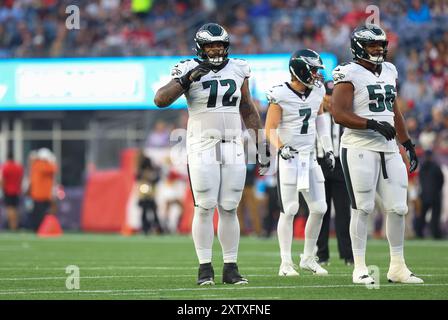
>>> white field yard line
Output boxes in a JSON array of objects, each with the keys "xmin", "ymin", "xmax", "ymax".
[
  {"xmin": 1, "ymin": 265, "xmax": 448, "ymax": 271},
  {"xmin": 0, "ymin": 235, "xmax": 446, "ymax": 246},
  {"xmin": 0, "ymin": 273, "xmax": 445, "ymax": 281},
  {"xmin": 0, "ymin": 283, "xmax": 448, "ymax": 296}
]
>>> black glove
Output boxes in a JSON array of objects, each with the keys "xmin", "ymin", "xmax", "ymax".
[
  {"xmin": 324, "ymin": 151, "xmax": 335, "ymax": 171},
  {"xmin": 366, "ymin": 119, "xmax": 396, "ymax": 141},
  {"xmin": 257, "ymin": 140, "xmax": 271, "ymax": 176},
  {"xmin": 402, "ymin": 139, "xmax": 418, "ymax": 173},
  {"xmin": 177, "ymin": 62, "xmax": 213, "ymax": 90}
]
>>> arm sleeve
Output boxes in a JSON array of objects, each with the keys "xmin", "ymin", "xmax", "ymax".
[
  {"xmin": 332, "ymin": 64, "xmax": 353, "ymax": 86},
  {"xmin": 266, "ymin": 86, "xmax": 280, "ymax": 105},
  {"xmin": 170, "ymin": 60, "xmax": 192, "ymax": 80},
  {"xmin": 234, "ymin": 59, "xmax": 251, "ymax": 79},
  {"xmin": 386, "ymin": 62, "xmax": 399, "ymax": 81}
]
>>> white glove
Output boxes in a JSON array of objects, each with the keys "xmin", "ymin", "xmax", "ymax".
[
  {"xmin": 324, "ymin": 151, "xmax": 335, "ymax": 171},
  {"xmin": 279, "ymin": 145, "xmax": 298, "ymax": 160}
]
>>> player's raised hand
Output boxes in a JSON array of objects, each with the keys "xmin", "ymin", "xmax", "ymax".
[
  {"xmin": 402, "ymin": 139, "xmax": 419, "ymax": 173},
  {"xmin": 189, "ymin": 62, "xmax": 214, "ymax": 82},
  {"xmin": 177, "ymin": 62, "xmax": 213, "ymax": 90},
  {"xmin": 366, "ymin": 119, "xmax": 396, "ymax": 141},
  {"xmin": 279, "ymin": 145, "xmax": 298, "ymax": 160}
]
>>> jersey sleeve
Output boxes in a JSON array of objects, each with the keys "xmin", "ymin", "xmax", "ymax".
[
  {"xmin": 266, "ymin": 85, "xmax": 282, "ymax": 105},
  {"xmin": 170, "ymin": 59, "xmax": 194, "ymax": 80},
  {"xmin": 332, "ymin": 63, "xmax": 354, "ymax": 85},
  {"xmin": 384, "ymin": 62, "xmax": 398, "ymax": 81},
  {"xmin": 232, "ymin": 59, "xmax": 251, "ymax": 79}
]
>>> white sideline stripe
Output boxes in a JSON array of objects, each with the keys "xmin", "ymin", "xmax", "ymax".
[
  {"xmin": 1, "ymin": 265, "xmax": 448, "ymax": 271},
  {"xmin": 0, "ymin": 273, "xmax": 444, "ymax": 282},
  {"xmin": 0, "ymin": 283, "xmax": 447, "ymax": 296}
]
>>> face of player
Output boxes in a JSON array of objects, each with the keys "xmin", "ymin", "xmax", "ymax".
[
  {"xmin": 203, "ymin": 42, "xmax": 225, "ymax": 59},
  {"xmin": 365, "ymin": 41, "xmax": 385, "ymax": 58}
]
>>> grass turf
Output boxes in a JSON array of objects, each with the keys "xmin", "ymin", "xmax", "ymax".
[{"xmin": 0, "ymin": 232, "xmax": 447, "ymax": 300}]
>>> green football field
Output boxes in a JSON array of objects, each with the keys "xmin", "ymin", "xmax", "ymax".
[{"xmin": 0, "ymin": 232, "xmax": 447, "ymax": 300}]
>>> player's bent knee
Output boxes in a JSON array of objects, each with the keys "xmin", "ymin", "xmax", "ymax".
[
  {"xmin": 196, "ymin": 198, "xmax": 217, "ymax": 210},
  {"xmin": 218, "ymin": 206, "xmax": 237, "ymax": 215},
  {"xmin": 283, "ymin": 202, "xmax": 299, "ymax": 216},
  {"xmin": 386, "ymin": 205, "xmax": 408, "ymax": 216},
  {"xmin": 219, "ymin": 200, "xmax": 239, "ymax": 211},
  {"xmin": 308, "ymin": 201, "xmax": 327, "ymax": 215},
  {"xmin": 356, "ymin": 201, "xmax": 375, "ymax": 215}
]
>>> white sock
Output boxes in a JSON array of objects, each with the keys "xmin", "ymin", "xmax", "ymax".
[
  {"xmin": 192, "ymin": 206, "xmax": 215, "ymax": 264},
  {"xmin": 217, "ymin": 206, "xmax": 240, "ymax": 263},
  {"xmin": 350, "ymin": 209, "xmax": 369, "ymax": 270},
  {"xmin": 303, "ymin": 213, "xmax": 324, "ymax": 257},
  {"xmin": 277, "ymin": 213, "xmax": 294, "ymax": 264},
  {"xmin": 386, "ymin": 213, "xmax": 405, "ymax": 266}
]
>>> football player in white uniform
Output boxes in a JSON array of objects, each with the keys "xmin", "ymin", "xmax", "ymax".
[
  {"xmin": 265, "ymin": 49, "xmax": 336, "ymax": 276},
  {"xmin": 154, "ymin": 23, "xmax": 270, "ymax": 285},
  {"xmin": 331, "ymin": 24, "xmax": 423, "ymax": 284}
]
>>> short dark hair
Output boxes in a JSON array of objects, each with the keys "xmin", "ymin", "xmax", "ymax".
[{"xmin": 7, "ymin": 151, "xmax": 13, "ymax": 160}]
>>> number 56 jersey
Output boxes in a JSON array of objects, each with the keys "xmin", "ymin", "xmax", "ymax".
[
  {"xmin": 332, "ymin": 62, "xmax": 399, "ymax": 153},
  {"xmin": 266, "ymin": 83, "xmax": 325, "ymax": 152}
]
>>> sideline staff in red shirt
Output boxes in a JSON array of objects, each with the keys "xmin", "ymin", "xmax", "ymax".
[{"xmin": 1, "ymin": 152, "xmax": 24, "ymax": 230}]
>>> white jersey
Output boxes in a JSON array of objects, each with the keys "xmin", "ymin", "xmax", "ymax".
[
  {"xmin": 171, "ymin": 58, "xmax": 250, "ymax": 144},
  {"xmin": 267, "ymin": 82, "xmax": 325, "ymax": 152},
  {"xmin": 332, "ymin": 61, "xmax": 399, "ymax": 152}
]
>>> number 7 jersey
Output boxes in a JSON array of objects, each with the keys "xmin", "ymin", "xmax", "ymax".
[
  {"xmin": 266, "ymin": 82, "xmax": 325, "ymax": 152},
  {"xmin": 332, "ymin": 61, "xmax": 399, "ymax": 152}
]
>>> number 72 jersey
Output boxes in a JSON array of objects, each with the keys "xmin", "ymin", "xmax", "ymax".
[
  {"xmin": 171, "ymin": 58, "xmax": 250, "ymax": 116},
  {"xmin": 332, "ymin": 61, "xmax": 399, "ymax": 152}
]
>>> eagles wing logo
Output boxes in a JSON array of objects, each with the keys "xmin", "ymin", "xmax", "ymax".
[
  {"xmin": 171, "ymin": 68, "xmax": 182, "ymax": 77},
  {"xmin": 333, "ymin": 73, "xmax": 345, "ymax": 82}
]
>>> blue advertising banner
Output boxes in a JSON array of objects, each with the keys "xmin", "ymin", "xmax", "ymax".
[{"xmin": 0, "ymin": 53, "xmax": 337, "ymax": 111}]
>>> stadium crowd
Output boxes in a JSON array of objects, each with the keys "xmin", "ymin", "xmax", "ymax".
[
  {"xmin": 1, "ymin": 0, "xmax": 447, "ymax": 150},
  {"xmin": 0, "ymin": 0, "xmax": 447, "ymax": 237}
]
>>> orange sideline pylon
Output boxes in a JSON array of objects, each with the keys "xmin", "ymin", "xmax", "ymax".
[{"xmin": 37, "ymin": 214, "xmax": 63, "ymax": 237}]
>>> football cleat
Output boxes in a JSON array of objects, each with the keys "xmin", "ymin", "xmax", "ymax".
[
  {"xmin": 278, "ymin": 262, "xmax": 300, "ymax": 276},
  {"xmin": 387, "ymin": 265, "xmax": 424, "ymax": 284},
  {"xmin": 299, "ymin": 254, "xmax": 328, "ymax": 275},
  {"xmin": 352, "ymin": 268, "xmax": 375, "ymax": 285},
  {"xmin": 197, "ymin": 262, "xmax": 215, "ymax": 286},
  {"xmin": 222, "ymin": 263, "xmax": 248, "ymax": 285}
]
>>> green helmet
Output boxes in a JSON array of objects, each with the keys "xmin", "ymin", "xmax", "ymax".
[
  {"xmin": 289, "ymin": 49, "xmax": 325, "ymax": 88},
  {"xmin": 351, "ymin": 24, "xmax": 388, "ymax": 65},
  {"xmin": 194, "ymin": 23, "xmax": 230, "ymax": 66}
]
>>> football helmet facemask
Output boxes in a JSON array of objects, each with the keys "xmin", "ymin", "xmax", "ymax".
[
  {"xmin": 289, "ymin": 49, "xmax": 325, "ymax": 88},
  {"xmin": 194, "ymin": 23, "xmax": 230, "ymax": 66},
  {"xmin": 351, "ymin": 24, "xmax": 388, "ymax": 65}
]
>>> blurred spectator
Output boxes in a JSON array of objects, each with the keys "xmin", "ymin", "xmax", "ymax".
[
  {"xmin": 29, "ymin": 148, "xmax": 57, "ymax": 231},
  {"xmin": 238, "ymin": 164, "xmax": 262, "ymax": 236},
  {"xmin": 1, "ymin": 152, "xmax": 24, "ymax": 231},
  {"xmin": 407, "ymin": 0, "xmax": 431, "ymax": 23},
  {"xmin": 145, "ymin": 120, "xmax": 170, "ymax": 148},
  {"xmin": 415, "ymin": 150, "xmax": 444, "ymax": 239},
  {"xmin": 157, "ymin": 168, "xmax": 185, "ymax": 233},
  {"xmin": 137, "ymin": 151, "xmax": 163, "ymax": 235},
  {"xmin": 261, "ymin": 173, "xmax": 279, "ymax": 238}
]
